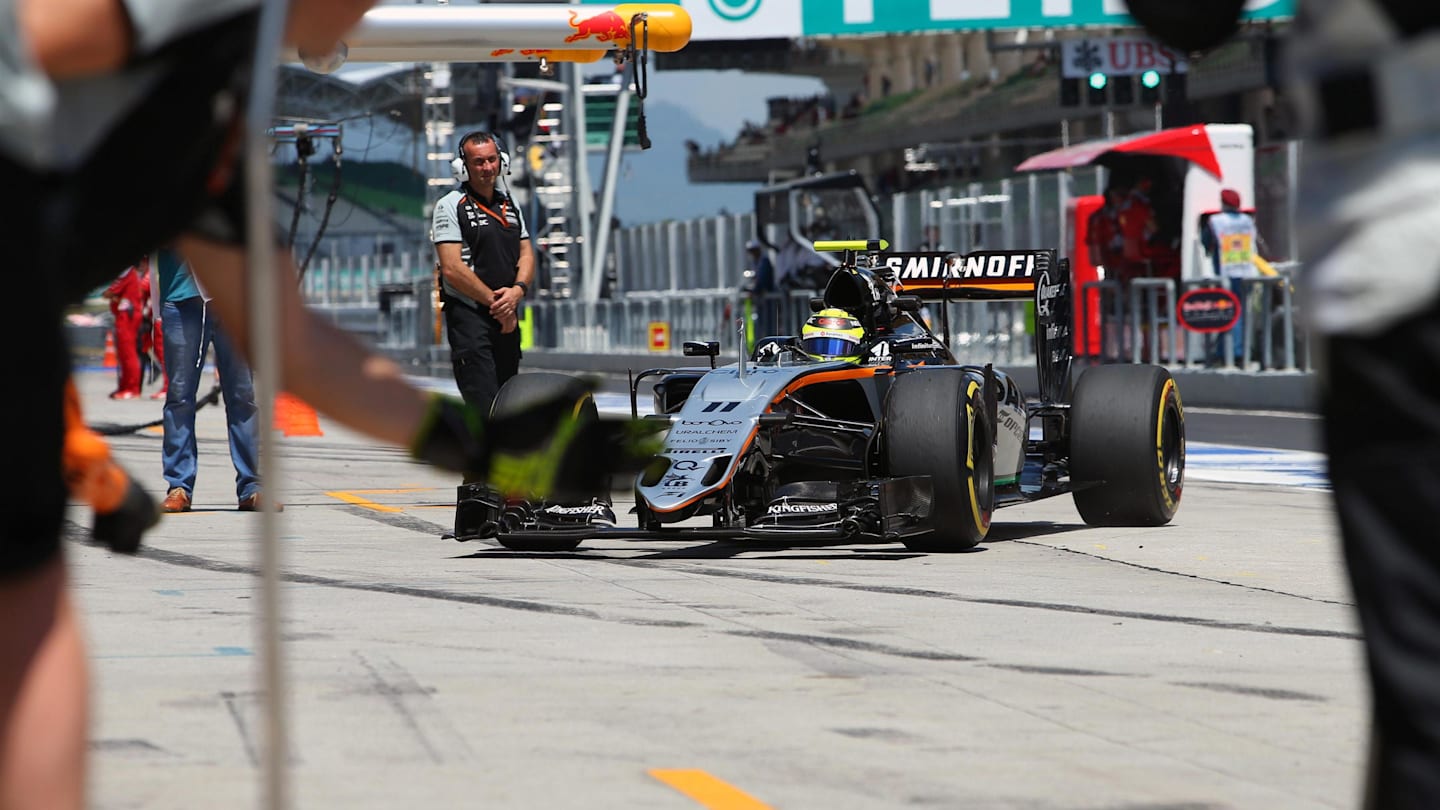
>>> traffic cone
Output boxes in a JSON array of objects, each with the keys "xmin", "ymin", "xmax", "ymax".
[
  {"xmin": 274, "ymin": 392, "xmax": 323, "ymax": 437},
  {"xmin": 102, "ymin": 331, "xmax": 117, "ymax": 369}
]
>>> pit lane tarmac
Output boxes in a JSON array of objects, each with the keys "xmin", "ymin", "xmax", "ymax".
[{"xmin": 73, "ymin": 370, "xmax": 1359, "ymax": 810}]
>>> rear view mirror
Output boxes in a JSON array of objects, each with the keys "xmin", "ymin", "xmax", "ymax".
[
  {"xmin": 683, "ymin": 341, "xmax": 720, "ymax": 358},
  {"xmin": 809, "ymin": 297, "xmax": 826, "ymax": 313},
  {"xmin": 896, "ymin": 295, "xmax": 922, "ymax": 312}
]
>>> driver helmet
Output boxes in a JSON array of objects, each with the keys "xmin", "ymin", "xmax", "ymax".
[{"xmin": 801, "ymin": 308, "xmax": 865, "ymax": 362}]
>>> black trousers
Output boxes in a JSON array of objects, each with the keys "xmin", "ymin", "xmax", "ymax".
[
  {"xmin": 1322, "ymin": 301, "xmax": 1440, "ymax": 810},
  {"xmin": 443, "ymin": 295, "xmax": 521, "ymax": 416}
]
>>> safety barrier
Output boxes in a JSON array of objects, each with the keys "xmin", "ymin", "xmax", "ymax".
[
  {"xmin": 1081, "ymin": 268, "xmax": 1309, "ymax": 373},
  {"xmin": 303, "ymin": 266, "xmax": 1310, "ymax": 374},
  {"xmin": 301, "ymin": 258, "xmax": 1310, "ymax": 375}
]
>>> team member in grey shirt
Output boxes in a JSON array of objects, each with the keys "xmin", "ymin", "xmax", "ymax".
[{"xmin": 432, "ymin": 131, "xmax": 535, "ymax": 416}]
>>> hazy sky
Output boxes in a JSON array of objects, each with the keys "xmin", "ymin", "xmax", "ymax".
[
  {"xmin": 643, "ymin": 69, "xmax": 826, "ymax": 134},
  {"xmin": 333, "ymin": 68, "xmax": 824, "ymax": 162},
  {"xmin": 321, "ymin": 68, "xmax": 826, "ymax": 223}
]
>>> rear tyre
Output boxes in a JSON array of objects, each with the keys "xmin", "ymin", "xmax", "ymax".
[
  {"xmin": 884, "ymin": 371, "xmax": 993, "ymax": 551},
  {"xmin": 490, "ymin": 373, "xmax": 596, "ymax": 552},
  {"xmin": 1070, "ymin": 365, "xmax": 1184, "ymax": 526}
]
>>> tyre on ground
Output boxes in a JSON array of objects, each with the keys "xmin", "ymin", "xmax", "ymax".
[
  {"xmin": 884, "ymin": 370, "xmax": 994, "ymax": 551},
  {"xmin": 1069, "ymin": 364, "xmax": 1185, "ymax": 526}
]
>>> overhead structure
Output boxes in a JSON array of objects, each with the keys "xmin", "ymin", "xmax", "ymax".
[
  {"xmin": 294, "ymin": 3, "xmax": 692, "ymax": 67},
  {"xmin": 289, "ymin": 2, "xmax": 693, "ymax": 301},
  {"xmin": 1014, "ymin": 125, "xmax": 1224, "ymax": 177}
]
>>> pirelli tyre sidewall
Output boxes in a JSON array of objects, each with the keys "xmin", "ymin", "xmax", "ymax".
[
  {"xmin": 489, "ymin": 372, "xmax": 598, "ymax": 552},
  {"xmin": 1070, "ymin": 364, "xmax": 1185, "ymax": 526},
  {"xmin": 883, "ymin": 370, "xmax": 994, "ymax": 551}
]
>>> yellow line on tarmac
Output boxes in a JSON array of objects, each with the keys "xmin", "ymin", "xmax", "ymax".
[
  {"xmin": 324, "ymin": 491, "xmax": 405, "ymax": 513},
  {"xmin": 648, "ymin": 770, "xmax": 774, "ymax": 810},
  {"xmin": 345, "ymin": 488, "xmax": 433, "ymax": 494}
]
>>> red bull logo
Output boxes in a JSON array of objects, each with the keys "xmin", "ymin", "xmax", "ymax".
[{"xmin": 566, "ymin": 10, "xmax": 631, "ymax": 43}]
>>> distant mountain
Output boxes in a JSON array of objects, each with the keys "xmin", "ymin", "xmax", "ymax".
[{"xmin": 591, "ymin": 100, "xmax": 760, "ymax": 226}]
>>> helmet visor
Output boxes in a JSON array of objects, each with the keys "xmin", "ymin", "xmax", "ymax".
[{"xmin": 802, "ymin": 335, "xmax": 859, "ymax": 358}]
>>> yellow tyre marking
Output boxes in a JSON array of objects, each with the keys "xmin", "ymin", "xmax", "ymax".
[
  {"xmin": 965, "ymin": 380, "xmax": 989, "ymax": 535},
  {"xmin": 648, "ymin": 770, "xmax": 775, "ymax": 810},
  {"xmin": 1154, "ymin": 378, "xmax": 1181, "ymax": 512}
]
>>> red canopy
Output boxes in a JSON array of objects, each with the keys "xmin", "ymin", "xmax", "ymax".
[{"xmin": 1015, "ymin": 125, "xmax": 1223, "ymax": 178}]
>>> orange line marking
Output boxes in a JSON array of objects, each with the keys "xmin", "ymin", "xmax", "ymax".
[{"xmin": 648, "ymin": 770, "xmax": 774, "ymax": 810}]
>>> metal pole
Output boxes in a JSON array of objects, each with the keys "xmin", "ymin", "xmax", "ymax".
[
  {"xmin": 568, "ymin": 60, "xmax": 595, "ymax": 299},
  {"xmin": 1027, "ymin": 172, "xmax": 1040, "ymax": 249},
  {"xmin": 1286, "ymin": 139, "xmax": 1300, "ymax": 261},
  {"xmin": 244, "ymin": 1, "xmax": 291, "ymax": 809},
  {"xmin": 588, "ymin": 84, "xmax": 632, "ymax": 301}
]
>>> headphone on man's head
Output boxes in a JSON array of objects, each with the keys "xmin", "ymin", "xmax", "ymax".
[{"xmin": 451, "ymin": 131, "xmax": 511, "ymax": 184}]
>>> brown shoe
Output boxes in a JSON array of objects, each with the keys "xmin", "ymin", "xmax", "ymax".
[
  {"xmin": 162, "ymin": 488, "xmax": 191, "ymax": 513},
  {"xmin": 237, "ymin": 493, "xmax": 283, "ymax": 512}
]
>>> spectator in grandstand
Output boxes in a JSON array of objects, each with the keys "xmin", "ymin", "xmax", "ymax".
[
  {"xmin": 1, "ymin": 4, "xmax": 649, "ymax": 809},
  {"xmin": 1127, "ymin": 1, "xmax": 1440, "ymax": 806}
]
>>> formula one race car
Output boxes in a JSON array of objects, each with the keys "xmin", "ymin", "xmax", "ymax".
[{"xmin": 457, "ymin": 239, "xmax": 1184, "ymax": 552}]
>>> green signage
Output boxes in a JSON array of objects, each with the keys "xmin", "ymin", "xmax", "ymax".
[
  {"xmin": 803, "ymin": 0, "xmax": 1294, "ymax": 36},
  {"xmin": 583, "ymin": 89, "xmax": 642, "ymax": 150},
  {"xmin": 581, "ymin": 0, "xmax": 1293, "ymax": 39}
]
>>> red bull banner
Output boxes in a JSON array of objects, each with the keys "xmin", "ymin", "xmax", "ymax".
[{"xmin": 1177, "ymin": 288, "xmax": 1241, "ymax": 333}]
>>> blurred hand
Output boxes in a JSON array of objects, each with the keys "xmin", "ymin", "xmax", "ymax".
[{"xmin": 410, "ymin": 379, "xmax": 664, "ymax": 501}]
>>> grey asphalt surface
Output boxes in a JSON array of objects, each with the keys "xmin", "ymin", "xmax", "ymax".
[{"xmin": 69, "ymin": 368, "xmax": 1360, "ymax": 810}]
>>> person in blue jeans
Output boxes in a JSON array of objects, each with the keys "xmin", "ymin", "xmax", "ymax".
[{"xmin": 153, "ymin": 248, "xmax": 268, "ymax": 513}]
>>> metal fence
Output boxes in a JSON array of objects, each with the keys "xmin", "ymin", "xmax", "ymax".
[
  {"xmin": 1080, "ymin": 267, "xmax": 1311, "ymax": 372},
  {"xmin": 305, "ymin": 258, "xmax": 1310, "ymax": 374},
  {"xmin": 301, "ymin": 148, "xmax": 1311, "ymax": 375}
]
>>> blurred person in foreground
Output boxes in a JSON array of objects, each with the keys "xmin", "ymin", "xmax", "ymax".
[
  {"xmin": 0, "ymin": 2, "xmax": 652, "ymax": 808},
  {"xmin": 1126, "ymin": 0, "xmax": 1440, "ymax": 806}
]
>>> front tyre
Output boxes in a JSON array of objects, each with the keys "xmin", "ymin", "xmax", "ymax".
[
  {"xmin": 884, "ymin": 371, "xmax": 994, "ymax": 551},
  {"xmin": 1070, "ymin": 365, "xmax": 1184, "ymax": 526}
]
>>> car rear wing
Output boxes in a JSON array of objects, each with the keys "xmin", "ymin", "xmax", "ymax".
[
  {"xmin": 875, "ymin": 249, "xmax": 1051, "ymax": 301},
  {"xmin": 878, "ymin": 249, "xmax": 1074, "ymax": 406}
]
